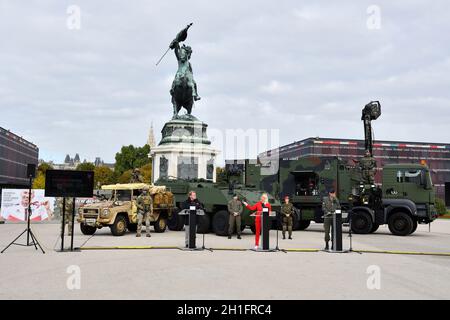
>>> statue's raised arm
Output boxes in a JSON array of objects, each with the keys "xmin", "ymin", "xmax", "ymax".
[{"xmin": 170, "ymin": 23, "xmax": 192, "ymax": 60}]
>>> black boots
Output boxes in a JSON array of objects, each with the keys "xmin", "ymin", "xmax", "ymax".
[
  {"xmin": 325, "ymin": 242, "xmax": 329, "ymax": 250},
  {"xmin": 228, "ymin": 235, "xmax": 232, "ymax": 239}
]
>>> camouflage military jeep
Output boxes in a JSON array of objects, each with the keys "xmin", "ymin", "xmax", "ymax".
[{"xmin": 77, "ymin": 183, "xmax": 174, "ymax": 236}]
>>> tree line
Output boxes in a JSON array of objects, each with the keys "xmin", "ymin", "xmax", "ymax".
[{"xmin": 33, "ymin": 144, "xmax": 152, "ymax": 189}]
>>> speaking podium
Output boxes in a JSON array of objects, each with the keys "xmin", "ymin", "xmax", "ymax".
[
  {"xmin": 251, "ymin": 207, "xmax": 277, "ymax": 251},
  {"xmin": 179, "ymin": 206, "xmax": 205, "ymax": 250},
  {"xmin": 328, "ymin": 209, "xmax": 351, "ymax": 253}
]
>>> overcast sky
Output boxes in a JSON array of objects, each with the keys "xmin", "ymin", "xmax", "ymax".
[{"xmin": 1, "ymin": 0, "xmax": 449, "ymax": 164}]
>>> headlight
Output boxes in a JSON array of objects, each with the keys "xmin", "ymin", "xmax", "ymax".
[
  {"xmin": 362, "ymin": 195, "xmax": 369, "ymax": 205},
  {"xmin": 101, "ymin": 209, "xmax": 110, "ymax": 217}
]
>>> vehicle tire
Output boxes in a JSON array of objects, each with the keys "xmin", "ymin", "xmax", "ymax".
[
  {"xmin": 80, "ymin": 223, "xmax": 96, "ymax": 235},
  {"xmin": 197, "ymin": 214, "xmax": 210, "ymax": 234},
  {"xmin": 212, "ymin": 210, "xmax": 229, "ymax": 236},
  {"xmin": 388, "ymin": 212, "xmax": 414, "ymax": 236},
  {"xmin": 351, "ymin": 211, "xmax": 373, "ymax": 234},
  {"xmin": 110, "ymin": 215, "xmax": 127, "ymax": 236},
  {"xmin": 153, "ymin": 216, "xmax": 167, "ymax": 233},
  {"xmin": 168, "ymin": 209, "xmax": 184, "ymax": 231},
  {"xmin": 410, "ymin": 220, "xmax": 418, "ymax": 234},
  {"xmin": 250, "ymin": 224, "xmax": 256, "ymax": 234},
  {"xmin": 127, "ymin": 224, "xmax": 137, "ymax": 232},
  {"xmin": 370, "ymin": 222, "xmax": 380, "ymax": 233},
  {"xmin": 298, "ymin": 220, "xmax": 311, "ymax": 230}
]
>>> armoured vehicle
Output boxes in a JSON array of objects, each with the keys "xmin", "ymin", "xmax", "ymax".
[
  {"xmin": 232, "ymin": 101, "xmax": 437, "ymax": 236},
  {"xmin": 155, "ymin": 178, "xmax": 281, "ymax": 236},
  {"xmin": 77, "ymin": 183, "xmax": 174, "ymax": 236}
]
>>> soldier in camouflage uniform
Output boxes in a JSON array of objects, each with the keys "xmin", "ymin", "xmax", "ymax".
[
  {"xmin": 130, "ymin": 168, "xmax": 144, "ymax": 183},
  {"xmin": 58, "ymin": 197, "xmax": 74, "ymax": 236},
  {"xmin": 359, "ymin": 150, "xmax": 377, "ymax": 184},
  {"xmin": 322, "ymin": 189, "xmax": 341, "ymax": 250},
  {"xmin": 227, "ymin": 194, "xmax": 243, "ymax": 239},
  {"xmin": 281, "ymin": 196, "xmax": 294, "ymax": 240},
  {"xmin": 136, "ymin": 186, "xmax": 153, "ymax": 237}
]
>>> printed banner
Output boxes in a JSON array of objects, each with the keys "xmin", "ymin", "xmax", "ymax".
[{"xmin": 1, "ymin": 189, "xmax": 56, "ymax": 221}]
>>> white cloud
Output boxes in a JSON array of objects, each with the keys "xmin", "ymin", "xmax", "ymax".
[
  {"xmin": 1, "ymin": 0, "xmax": 449, "ymax": 164},
  {"xmin": 261, "ymin": 80, "xmax": 292, "ymax": 94}
]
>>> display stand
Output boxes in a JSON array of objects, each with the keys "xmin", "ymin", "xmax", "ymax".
[
  {"xmin": 179, "ymin": 207, "xmax": 206, "ymax": 251},
  {"xmin": 251, "ymin": 207, "xmax": 277, "ymax": 252},
  {"xmin": 59, "ymin": 197, "xmax": 79, "ymax": 252},
  {"xmin": 1, "ymin": 174, "xmax": 45, "ymax": 254},
  {"xmin": 327, "ymin": 209, "xmax": 351, "ymax": 253}
]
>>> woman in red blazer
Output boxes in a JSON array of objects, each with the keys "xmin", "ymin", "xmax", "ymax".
[{"xmin": 243, "ymin": 193, "xmax": 272, "ymax": 250}]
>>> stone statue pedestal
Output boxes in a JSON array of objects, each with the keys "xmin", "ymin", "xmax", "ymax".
[{"xmin": 150, "ymin": 116, "xmax": 219, "ymax": 183}]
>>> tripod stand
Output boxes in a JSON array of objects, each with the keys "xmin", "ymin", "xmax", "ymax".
[
  {"xmin": 1, "ymin": 175, "xmax": 45, "ymax": 254},
  {"xmin": 347, "ymin": 213, "xmax": 353, "ymax": 252}
]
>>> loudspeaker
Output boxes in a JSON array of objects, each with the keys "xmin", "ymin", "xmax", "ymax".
[{"xmin": 27, "ymin": 164, "xmax": 36, "ymax": 178}]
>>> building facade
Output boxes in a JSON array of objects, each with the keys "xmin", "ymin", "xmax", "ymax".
[
  {"xmin": 0, "ymin": 127, "xmax": 39, "ymax": 187},
  {"xmin": 259, "ymin": 137, "xmax": 450, "ymax": 200},
  {"xmin": 48, "ymin": 154, "xmax": 114, "ymax": 171}
]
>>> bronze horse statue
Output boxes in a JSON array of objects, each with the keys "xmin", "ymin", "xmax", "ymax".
[{"xmin": 171, "ymin": 75, "xmax": 193, "ymax": 118}]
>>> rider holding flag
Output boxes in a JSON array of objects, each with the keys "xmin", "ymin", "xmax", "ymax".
[{"xmin": 169, "ymin": 23, "xmax": 201, "ymax": 102}]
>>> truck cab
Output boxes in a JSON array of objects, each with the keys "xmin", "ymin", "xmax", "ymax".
[{"xmin": 382, "ymin": 164, "xmax": 437, "ymax": 224}]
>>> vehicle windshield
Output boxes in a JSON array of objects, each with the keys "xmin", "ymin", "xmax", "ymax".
[
  {"xmin": 115, "ymin": 190, "xmax": 132, "ymax": 201},
  {"xmin": 404, "ymin": 170, "xmax": 421, "ymax": 184}
]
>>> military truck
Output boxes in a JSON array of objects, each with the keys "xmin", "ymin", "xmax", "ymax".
[
  {"xmin": 235, "ymin": 101, "xmax": 438, "ymax": 236},
  {"xmin": 155, "ymin": 178, "xmax": 281, "ymax": 236},
  {"xmin": 77, "ymin": 183, "xmax": 175, "ymax": 236},
  {"xmin": 256, "ymin": 157, "xmax": 437, "ymax": 236}
]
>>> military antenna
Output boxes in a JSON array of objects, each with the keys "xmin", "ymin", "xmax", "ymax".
[{"xmin": 361, "ymin": 101, "xmax": 381, "ymax": 157}]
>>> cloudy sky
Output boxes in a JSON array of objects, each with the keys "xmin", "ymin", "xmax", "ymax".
[{"xmin": 1, "ymin": 0, "xmax": 449, "ymax": 164}]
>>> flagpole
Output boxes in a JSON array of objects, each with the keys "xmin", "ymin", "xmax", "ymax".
[{"xmin": 156, "ymin": 47, "xmax": 171, "ymax": 66}]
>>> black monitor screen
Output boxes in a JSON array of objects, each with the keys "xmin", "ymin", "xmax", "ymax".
[{"xmin": 45, "ymin": 170, "xmax": 94, "ymax": 198}]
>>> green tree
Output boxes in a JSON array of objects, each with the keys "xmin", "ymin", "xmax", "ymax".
[
  {"xmin": 435, "ymin": 198, "xmax": 447, "ymax": 216},
  {"xmin": 76, "ymin": 162, "xmax": 95, "ymax": 171},
  {"xmin": 94, "ymin": 166, "xmax": 116, "ymax": 187},
  {"xmin": 33, "ymin": 162, "xmax": 54, "ymax": 189},
  {"xmin": 118, "ymin": 170, "xmax": 133, "ymax": 184},
  {"xmin": 114, "ymin": 144, "xmax": 151, "ymax": 175},
  {"xmin": 32, "ymin": 173, "xmax": 45, "ymax": 189},
  {"xmin": 140, "ymin": 163, "xmax": 152, "ymax": 183},
  {"xmin": 37, "ymin": 162, "xmax": 53, "ymax": 175}
]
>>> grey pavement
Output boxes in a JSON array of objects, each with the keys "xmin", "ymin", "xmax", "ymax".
[{"xmin": 1, "ymin": 220, "xmax": 450, "ymax": 299}]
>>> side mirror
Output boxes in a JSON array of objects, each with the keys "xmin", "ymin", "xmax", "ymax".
[
  {"xmin": 422, "ymin": 172, "xmax": 432, "ymax": 190},
  {"xmin": 425, "ymin": 178, "xmax": 432, "ymax": 190}
]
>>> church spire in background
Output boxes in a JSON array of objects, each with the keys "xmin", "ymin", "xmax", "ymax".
[{"xmin": 147, "ymin": 122, "xmax": 156, "ymax": 149}]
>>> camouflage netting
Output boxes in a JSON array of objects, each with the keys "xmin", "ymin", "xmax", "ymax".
[{"xmin": 149, "ymin": 185, "xmax": 166, "ymax": 195}]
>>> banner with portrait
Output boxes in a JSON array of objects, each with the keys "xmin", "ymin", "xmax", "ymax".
[{"xmin": 0, "ymin": 189, "xmax": 56, "ymax": 221}]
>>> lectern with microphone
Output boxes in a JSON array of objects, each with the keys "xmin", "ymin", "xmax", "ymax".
[
  {"xmin": 179, "ymin": 206, "xmax": 205, "ymax": 250},
  {"xmin": 252, "ymin": 207, "xmax": 277, "ymax": 252},
  {"xmin": 327, "ymin": 209, "xmax": 350, "ymax": 253}
]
